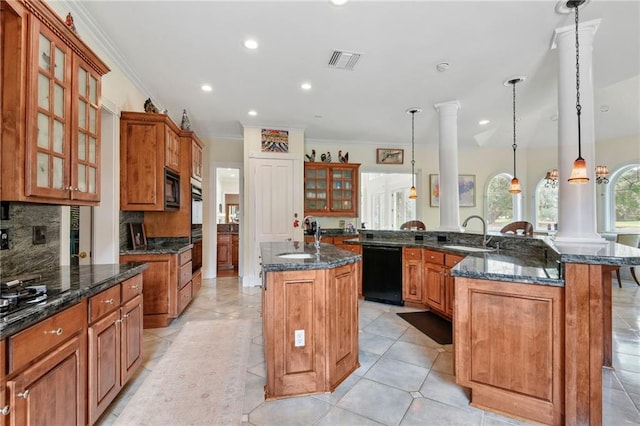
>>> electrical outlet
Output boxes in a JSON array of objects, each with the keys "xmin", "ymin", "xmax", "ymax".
[
  {"xmin": 294, "ymin": 329, "xmax": 305, "ymax": 347},
  {"xmin": 1, "ymin": 229, "xmax": 8, "ymax": 250},
  {"xmin": 32, "ymin": 226, "xmax": 46, "ymax": 245}
]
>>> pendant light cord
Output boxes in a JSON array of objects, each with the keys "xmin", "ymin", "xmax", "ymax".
[
  {"xmin": 411, "ymin": 111, "xmax": 415, "ymax": 187},
  {"xmin": 512, "ymin": 81, "xmax": 517, "ymax": 178},
  {"xmin": 574, "ymin": 2, "xmax": 583, "ymax": 159}
]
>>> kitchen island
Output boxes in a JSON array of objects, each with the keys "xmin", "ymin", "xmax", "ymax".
[{"xmin": 260, "ymin": 241, "xmax": 361, "ymax": 399}]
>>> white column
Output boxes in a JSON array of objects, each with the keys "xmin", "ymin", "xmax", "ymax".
[
  {"xmin": 551, "ymin": 19, "xmax": 605, "ymax": 244},
  {"xmin": 434, "ymin": 101, "xmax": 462, "ymax": 231}
]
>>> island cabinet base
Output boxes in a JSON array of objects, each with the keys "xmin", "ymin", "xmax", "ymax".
[
  {"xmin": 263, "ymin": 262, "xmax": 360, "ymax": 400},
  {"xmin": 454, "ymin": 277, "xmax": 564, "ymax": 425}
]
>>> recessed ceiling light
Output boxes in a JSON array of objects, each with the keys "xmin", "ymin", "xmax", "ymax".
[
  {"xmin": 478, "ymin": 119, "xmax": 490, "ymax": 125},
  {"xmin": 243, "ymin": 39, "xmax": 258, "ymax": 50},
  {"xmin": 301, "ymin": 82, "xmax": 312, "ymax": 90},
  {"xmin": 330, "ymin": 0, "xmax": 348, "ymax": 6},
  {"xmin": 248, "ymin": 110, "xmax": 257, "ymax": 116},
  {"xmin": 600, "ymin": 105, "xmax": 609, "ymax": 112},
  {"xmin": 201, "ymin": 84, "xmax": 212, "ymax": 92}
]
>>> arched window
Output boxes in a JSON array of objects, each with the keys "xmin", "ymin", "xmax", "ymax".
[
  {"xmin": 612, "ymin": 165, "xmax": 640, "ymax": 231},
  {"xmin": 535, "ymin": 179, "xmax": 558, "ymax": 231},
  {"xmin": 486, "ymin": 173, "xmax": 516, "ymax": 231}
]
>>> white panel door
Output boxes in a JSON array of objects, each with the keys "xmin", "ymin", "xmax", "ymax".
[{"xmin": 251, "ymin": 158, "xmax": 294, "ymax": 277}]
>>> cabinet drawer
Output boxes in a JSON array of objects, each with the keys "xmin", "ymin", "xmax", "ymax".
[
  {"xmin": 192, "ymin": 269, "xmax": 202, "ymax": 295},
  {"xmin": 8, "ymin": 302, "xmax": 85, "ymax": 374},
  {"xmin": 179, "ymin": 261, "xmax": 192, "ymax": 289},
  {"xmin": 177, "ymin": 281, "xmax": 193, "ymax": 315},
  {"xmin": 88, "ymin": 285, "xmax": 122, "ymax": 323},
  {"xmin": 179, "ymin": 249, "xmax": 192, "ymax": 266},
  {"xmin": 424, "ymin": 249, "xmax": 445, "ymax": 264},
  {"xmin": 122, "ymin": 274, "xmax": 143, "ymax": 302},
  {"xmin": 445, "ymin": 254, "xmax": 465, "ymax": 268},
  {"xmin": 403, "ymin": 248, "xmax": 423, "ymax": 261}
]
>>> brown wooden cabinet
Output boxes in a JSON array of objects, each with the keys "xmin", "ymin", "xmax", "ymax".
[
  {"xmin": 304, "ymin": 163, "xmax": 360, "ymax": 217},
  {"xmin": 402, "ymin": 248, "xmax": 423, "ymax": 303},
  {"xmin": 423, "ymin": 249, "xmax": 446, "ymax": 313},
  {"xmin": 217, "ymin": 234, "xmax": 233, "ymax": 270},
  {"xmin": 120, "ymin": 249, "xmax": 193, "ymax": 328},
  {"xmin": 0, "ymin": 0, "xmax": 109, "ymax": 205},
  {"xmin": 444, "ymin": 254, "xmax": 464, "ymax": 318},
  {"xmin": 263, "ymin": 262, "xmax": 360, "ymax": 399},
  {"xmin": 5, "ymin": 302, "xmax": 87, "ymax": 426},
  {"xmin": 190, "ymin": 133, "xmax": 203, "ymax": 182},
  {"xmin": 87, "ymin": 275, "xmax": 143, "ymax": 424},
  {"xmin": 119, "ymin": 111, "xmax": 182, "ymax": 211},
  {"xmin": 455, "ymin": 277, "xmax": 564, "ymax": 425}
]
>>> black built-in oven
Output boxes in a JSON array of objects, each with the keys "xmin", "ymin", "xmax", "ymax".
[{"xmin": 164, "ymin": 169, "xmax": 180, "ymax": 210}]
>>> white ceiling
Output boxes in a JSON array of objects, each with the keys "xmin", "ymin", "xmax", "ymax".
[{"xmin": 73, "ymin": 0, "xmax": 639, "ymax": 150}]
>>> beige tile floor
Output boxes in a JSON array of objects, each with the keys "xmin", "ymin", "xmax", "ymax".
[{"xmin": 98, "ymin": 277, "xmax": 640, "ymax": 426}]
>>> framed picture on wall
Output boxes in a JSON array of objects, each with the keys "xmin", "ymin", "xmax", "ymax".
[
  {"xmin": 129, "ymin": 223, "xmax": 147, "ymax": 250},
  {"xmin": 429, "ymin": 174, "xmax": 476, "ymax": 207},
  {"xmin": 376, "ymin": 148, "xmax": 404, "ymax": 164}
]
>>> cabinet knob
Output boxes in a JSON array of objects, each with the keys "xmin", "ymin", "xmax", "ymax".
[
  {"xmin": 123, "ymin": 313, "xmax": 130, "ymax": 319},
  {"xmin": 45, "ymin": 327, "xmax": 63, "ymax": 336},
  {"xmin": 102, "ymin": 298, "xmax": 115, "ymax": 305},
  {"xmin": 0, "ymin": 406, "xmax": 10, "ymax": 415},
  {"xmin": 115, "ymin": 318, "xmax": 123, "ymax": 324},
  {"xmin": 17, "ymin": 390, "xmax": 30, "ymax": 399},
  {"xmin": 130, "ymin": 285, "xmax": 139, "ymax": 290}
]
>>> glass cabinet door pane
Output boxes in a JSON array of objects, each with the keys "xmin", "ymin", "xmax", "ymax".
[
  {"xmin": 89, "ymin": 106, "xmax": 96, "ymax": 133},
  {"xmin": 78, "ymin": 100, "xmax": 86, "ymax": 128},
  {"xmin": 53, "ymin": 47, "xmax": 65, "ymax": 81},
  {"xmin": 53, "ymin": 83, "xmax": 64, "ymax": 116},
  {"xmin": 88, "ymin": 167, "xmax": 96, "ymax": 193},
  {"xmin": 37, "ymin": 73, "xmax": 50, "ymax": 110},
  {"xmin": 37, "ymin": 113, "xmax": 49, "ymax": 148},
  {"xmin": 77, "ymin": 164, "xmax": 86, "ymax": 191},
  {"xmin": 77, "ymin": 133, "xmax": 86, "ymax": 160},
  {"xmin": 318, "ymin": 170, "xmax": 326, "ymax": 178},
  {"xmin": 37, "ymin": 153, "xmax": 49, "ymax": 187},
  {"xmin": 89, "ymin": 76, "xmax": 97, "ymax": 104},
  {"xmin": 38, "ymin": 34, "xmax": 51, "ymax": 70},
  {"xmin": 317, "ymin": 181, "xmax": 326, "ymax": 189},
  {"xmin": 53, "ymin": 157, "xmax": 64, "ymax": 189},
  {"xmin": 53, "ymin": 120, "xmax": 64, "ymax": 153},
  {"xmin": 77, "ymin": 68, "xmax": 87, "ymax": 97},
  {"xmin": 307, "ymin": 170, "xmax": 316, "ymax": 178},
  {"xmin": 89, "ymin": 137, "xmax": 96, "ymax": 163}
]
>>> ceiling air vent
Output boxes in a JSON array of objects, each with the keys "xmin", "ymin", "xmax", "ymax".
[{"xmin": 328, "ymin": 50, "xmax": 362, "ymax": 71}]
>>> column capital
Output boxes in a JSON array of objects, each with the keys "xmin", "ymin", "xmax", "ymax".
[
  {"xmin": 433, "ymin": 100, "xmax": 461, "ymax": 115},
  {"xmin": 551, "ymin": 18, "xmax": 601, "ymax": 49}
]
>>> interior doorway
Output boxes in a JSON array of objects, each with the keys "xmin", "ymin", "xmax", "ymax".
[{"xmin": 216, "ymin": 167, "xmax": 241, "ymax": 278}]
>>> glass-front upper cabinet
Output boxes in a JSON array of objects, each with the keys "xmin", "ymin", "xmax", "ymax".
[
  {"xmin": 72, "ymin": 55, "xmax": 101, "ymax": 202},
  {"xmin": 27, "ymin": 22, "xmax": 72, "ymax": 200},
  {"xmin": 304, "ymin": 163, "xmax": 360, "ymax": 217}
]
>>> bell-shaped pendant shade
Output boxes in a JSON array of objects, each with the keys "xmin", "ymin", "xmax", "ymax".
[
  {"xmin": 409, "ymin": 185, "xmax": 418, "ymax": 199},
  {"xmin": 509, "ymin": 177, "xmax": 522, "ymax": 194},
  {"xmin": 568, "ymin": 157, "xmax": 589, "ymax": 183}
]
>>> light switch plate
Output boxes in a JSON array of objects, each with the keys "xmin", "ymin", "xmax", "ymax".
[
  {"xmin": 294, "ymin": 330, "xmax": 305, "ymax": 347},
  {"xmin": 1, "ymin": 229, "xmax": 8, "ymax": 250}
]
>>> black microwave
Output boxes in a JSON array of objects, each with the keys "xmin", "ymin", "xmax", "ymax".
[{"xmin": 164, "ymin": 169, "xmax": 180, "ymax": 210}]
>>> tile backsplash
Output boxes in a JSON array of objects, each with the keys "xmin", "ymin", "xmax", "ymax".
[{"xmin": 0, "ymin": 202, "xmax": 61, "ymax": 277}]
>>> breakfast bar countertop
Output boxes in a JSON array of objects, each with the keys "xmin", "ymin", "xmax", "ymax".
[
  {"xmin": 0, "ymin": 263, "xmax": 148, "ymax": 339},
  {"xmin": 260, "ymin": 241, "xmax": 361, "ymax": 272}
]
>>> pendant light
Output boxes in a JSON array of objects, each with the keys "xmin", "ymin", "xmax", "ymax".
[
  {"xmin": 406, "ymin": 108, "xmax": 421, "ymax": 199},
  {"xmin": 567, "ymin": 0, "xmax": 589, "ymax": 184},
  {"xmin": 545, "ymin": 168, "xmax": 559, "ymax": 188},
  {"xmin": 504, "ymin": 77, "xmax": 524, "ymax": 194}
]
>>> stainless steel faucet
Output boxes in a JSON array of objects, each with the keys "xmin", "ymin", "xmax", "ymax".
[{"xmin": 462, "ymin": 215, "xmax": 490, "ymax": 248}]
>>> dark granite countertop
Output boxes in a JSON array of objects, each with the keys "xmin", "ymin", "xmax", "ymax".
[
  {"xmin": 0, "ymin": 263, "xmax": 148, "ymax": 339},
  {"xmin": 260, "ymin": 241, "xmax": 361, "ymax": 272},
  {"xmin": 120, "ymin": 241, "xmax": 192, "ymax": 255},
  {"xmin": 304, "ymin": 228, "xmax": 359, "ymax": 237}
]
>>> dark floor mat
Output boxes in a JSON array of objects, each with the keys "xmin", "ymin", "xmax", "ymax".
[{"xmin": 397, "ymin": 311, "xmax": 452, "ymax": 345}]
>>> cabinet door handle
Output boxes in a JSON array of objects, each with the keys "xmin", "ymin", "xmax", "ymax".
[
  {"xmin": 102, "ymin": 298, "xmax": 115, "ymax": 305},
  {"xmin": 45, "ymin": 327, "xmax": 63, "ymax": 336},
  {"xmin": 0, "ymin": 405, "xmax": 10, "ymax": 415},
  {"xmin": 115, "ymin": 318, "xmax": 123, "ymax": 324},
  {"xmin": 130, "ymin": 285, "xmax": 139, "ymax": 290},
  {"xmin": 123, "ymin": 313, "xmax": 130, "ymax": 319},
  {"xmin": 17, "ymin": 390, "xmax": 30, "ymax": 399}
]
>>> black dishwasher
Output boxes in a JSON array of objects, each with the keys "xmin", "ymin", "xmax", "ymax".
[{"xmin": 362, "ymin": 245, "xmax": 403, "ymax": 306}]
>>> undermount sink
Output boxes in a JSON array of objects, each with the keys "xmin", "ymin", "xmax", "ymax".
[
  {"xmin": 442, "ymin": 245, "xmax": 496, "ymax": 253},
  {"xmin": 277, "ymin": 253, "xmax": 314, "ymax": 259}
]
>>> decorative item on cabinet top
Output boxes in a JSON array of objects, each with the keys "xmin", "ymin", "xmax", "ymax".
[
  {"xmin": 305, "ymin": 150, "xmax": 349, "ymax": 163},
  {"xmin": 180, "ymin": 109, "xmax": 191, "ymax": 131},
  {"xmin": 144, "ymin": 98, "xmax": 159, "ymax": 113}
]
